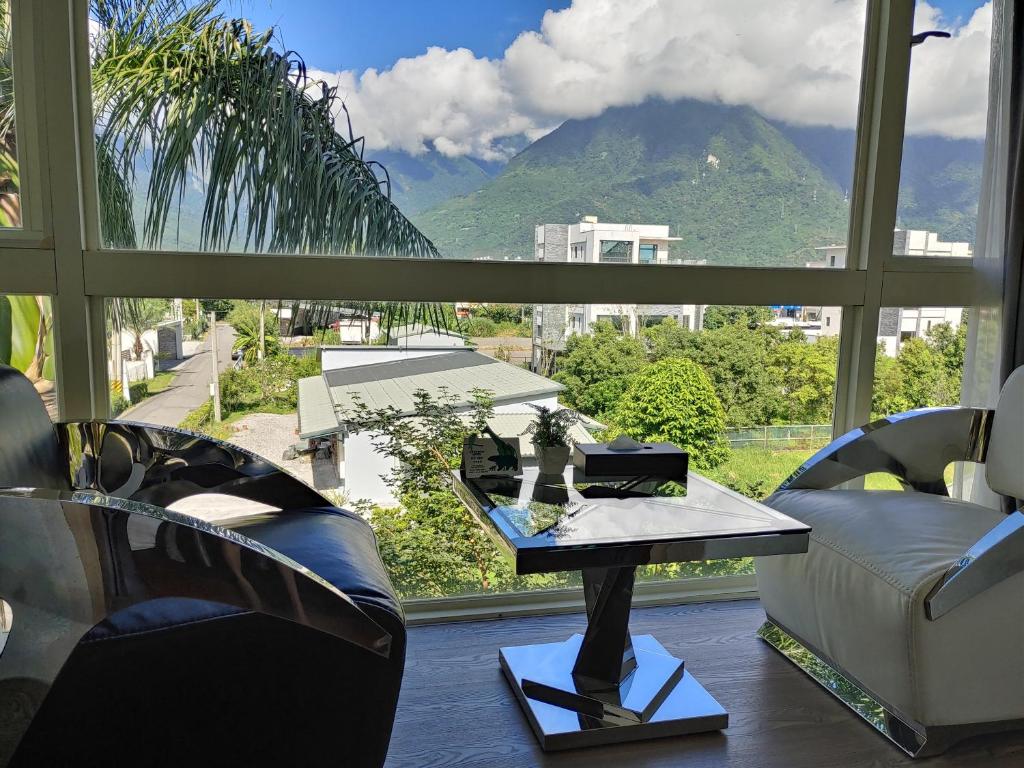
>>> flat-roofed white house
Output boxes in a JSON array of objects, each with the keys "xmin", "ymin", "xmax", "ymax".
[
  {"xmin": 297, "ymin": 346, "xmax": 592, "ymax": 506},
  {"xmin": 810, "ymin": 228, "xmax": 969, "ymax": 355},
  {"xmin": 532, "ymin": 217, "xmax": 704, "ymax": 373}
]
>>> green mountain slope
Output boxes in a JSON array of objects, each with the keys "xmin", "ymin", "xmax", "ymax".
[
  {"xmin": 412, "ymin": 100, "xmax": 851, "ymax": 266},
  {"xmin": 776, "ymin": 123, "xmax": 983, "ymax": 245}
]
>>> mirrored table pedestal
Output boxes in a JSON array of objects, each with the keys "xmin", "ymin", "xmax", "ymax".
[{"xmin": 499, "ymin": 566, "xmax": 727, "ymax": 750}]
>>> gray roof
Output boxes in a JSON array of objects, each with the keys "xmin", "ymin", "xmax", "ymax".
[
  {"xmin": 297, "ymin": 376, "xmax": 338, "ymax": 439},
  {"xmin": 297, "ymin": 350, "xmax": 565, "ymax": 438}
]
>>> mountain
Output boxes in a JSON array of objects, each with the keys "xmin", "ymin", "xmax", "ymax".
[
  {"xmin": 367, "ymin": 148, "xmax": 502, "ymax": 216},
  {"xmin": 775, "ymin": 123, "xmax": 984, "ymax": 245},
  {"xmin": 409, "ymin": 99, "xmax": 984, "ymax": 265}
]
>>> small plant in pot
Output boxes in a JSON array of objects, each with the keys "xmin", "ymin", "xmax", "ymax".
[{"xmin": 523, "ymin": 404, "xmax": 580, "ymax": 475}]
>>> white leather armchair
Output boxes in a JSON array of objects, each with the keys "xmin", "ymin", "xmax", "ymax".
[{"xmin": 755, "ymin": 367, "xmax": 1024, "ymax": 758}]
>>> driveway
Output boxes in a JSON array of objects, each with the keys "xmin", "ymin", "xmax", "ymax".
[{"xmin": 121, "ymin": 323, "xmax": 235, "ymax": 427}]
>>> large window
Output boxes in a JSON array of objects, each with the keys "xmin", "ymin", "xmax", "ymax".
[
  {"xmin": 895, "ymin": 2, "xmax": 991, "ymax": 258},
  {"xmin": 4, "ymin": 1, "xmax": 1000, "ymax": 613}
]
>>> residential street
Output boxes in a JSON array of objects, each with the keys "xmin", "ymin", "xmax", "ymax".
[{"xmin": 121, "ymin": 323, "xmax": 235, "ymax": 427}]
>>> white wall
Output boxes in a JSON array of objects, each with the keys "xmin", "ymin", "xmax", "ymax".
[{"xmin": 321, "ymin": 346, "xmax": 455, "ymax": 372}]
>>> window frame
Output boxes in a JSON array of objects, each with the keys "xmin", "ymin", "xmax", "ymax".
[{"xmin": 4, "ymin": 0, "xmax": 997, "ymax": 618}]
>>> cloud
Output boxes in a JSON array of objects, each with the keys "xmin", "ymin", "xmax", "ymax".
[{"xmin": 310, "ymin": 0, "xmax": 991, "ymax": 160}]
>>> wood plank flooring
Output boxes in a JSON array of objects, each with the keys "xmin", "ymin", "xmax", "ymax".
[{"xmin": 384, "ymin": 599, "xmax": 1024, "ymax": 768}]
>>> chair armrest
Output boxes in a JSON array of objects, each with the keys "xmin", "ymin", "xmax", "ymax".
[
  {"xmin": 778, "ymin": 407, "xmax": 993, "ymax": 495},
  {"xmin": 56, "ymin": 420, "xmax": 332, "ymax": 511},
  {"xmin": 925, "ymin": 511, "xmax": 1024, "ymax": 619}
]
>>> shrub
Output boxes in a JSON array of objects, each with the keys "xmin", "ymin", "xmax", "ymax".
[
  {"xmin": 128, "ymin": 380, "xmax": 148, "ymax": 403},
  {"xmin": 179, "ymin": 400, "xmax": 214, "ymax": 431},
  {"xmin": 612, "ymin": 357, "xmax": 730, "ymax": 470},
  {"xmin": 111, "ymin": 393, "xmax": 129, "ymax": 417},
  {"xmin": 465, "ymin": 316, "xmax": 497, "ymax": 337}
]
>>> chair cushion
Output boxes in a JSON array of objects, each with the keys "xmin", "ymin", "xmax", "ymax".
[
  {"xmin": 988, "ymin": 365, "xmax": 1024, "ymax": 501},
  {"xmin": 756, "ymin": 489, "xmax": 1024, "ymax": 727},
  {"xmin": 85, "ymin": 505, "xmax": 403, "ymax": 641}
]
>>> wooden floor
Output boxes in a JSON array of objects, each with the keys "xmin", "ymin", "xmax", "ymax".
[{"xmin": 385, "ymin": 599, "xmax": 1024, "ymax": 768}]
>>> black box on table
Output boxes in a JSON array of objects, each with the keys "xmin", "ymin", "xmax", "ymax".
[{"xmin": 572, "ymin": 442, "xmax": 688, "ymax": 481}]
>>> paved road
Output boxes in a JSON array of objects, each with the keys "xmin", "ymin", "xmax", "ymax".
[{"xmin": 122, "ymin": 323, "xmax": 236, "ymax": 427}]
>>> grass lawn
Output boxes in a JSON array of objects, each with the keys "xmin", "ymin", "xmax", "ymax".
[
  {"xmin": 147, "ymin": 371, "xmax": 176, "ymax": 394},
  {"xmin": 706, "ymin": 444, "xmax": 926, "ymax": 500}
]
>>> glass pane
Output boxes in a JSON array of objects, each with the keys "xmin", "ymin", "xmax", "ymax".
[
  {"xmin": 90, "ymin": 1, "xmax": 865, "ymax": 266},
  {"xmin": 894, "ymin": 3, "xmax": 991, "ymax": 256},
  {"xmin": 873, "ymin": 306, "xmax": 966, "ymax": 416},
  {"xmin": 0, "ymin": 295, "xmax": 56, "ymax": 418},
  {"xmin": 102, "ymin": 297, "xmax": 840, "ymax": 599},
  {"xmin": 0, "ymin": 2, "xmax": 19, "ymax": 228}
]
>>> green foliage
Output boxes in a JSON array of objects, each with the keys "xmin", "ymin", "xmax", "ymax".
[
  {"xmin": 522, "ymin": 404, "xmax": 580, "ymax": 448},
  {"xmin": 684, "ymin": 323, "xmax": 785, "ymax": 427},
  {"xmin": 179, "ymin": 399, "xmax": 215, "ymax": 432},
  {"xmin": 0, "ymin": 295, "xmax": 54, "ymax": 384},
  {"xmin": 871, "ymin": 320, "xmax": 966, "ymax": 418},
  {"xmin": 641, "ymin": 318, "xmax": 693, "ymax": 361},
  {"xmin": 553, "ymin": 321, "xmax": 648, "ymax": 419},
  {"xmin": 111, "ymin": 392, "xmax": 129, "ymax": 417},
  {"xmin": 464, "ymin": 316, "xmax": 497, "ymax": 337},
  {"xmin": 414, "ymin": 100, "xmax": 851, "ymax": 266},
  {"xmin": 218, "ymin": 354, "xmax": 317, "ymax": 415},
  {"xmin": 613, "ymin": 358, "xmax": 730, "ymax": 470},
  {"xmin": 701, "ymin": 305, "xmax": 774, "ymax": 330},
  {"xmin": 128, "ymin": 380, "xmax": 148, "ymax": 403},
  {"xmin": 350, "ymin": 388, "xmax": 507, "ymax": 593},
  {"xmin": 770, "ymin": 335, "xmax": 839, "ymax": 424},
  {"xmin": 228, "ymin": 300, "xmax": 282, "ymax": 364},
  {"xmin": 471, "ymin": 304, "xmax": 524, "ymax": 325}
]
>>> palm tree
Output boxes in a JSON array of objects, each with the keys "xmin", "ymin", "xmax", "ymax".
[
  {"xmin": 118, "ymin": 298, "xmax": 170, "ymax": 360},
  {"xmin": 91, "ymin": 0, "xmax": 441, "ymax": 264}
]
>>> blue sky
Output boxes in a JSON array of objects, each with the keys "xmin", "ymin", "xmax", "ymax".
[
  {"xmin": 226, "ymin": 1, "xmax": 570, "ymax": 73},
  {"xmin": 225, "ymin": 0, "xmax": 980, "ymax": 73}
]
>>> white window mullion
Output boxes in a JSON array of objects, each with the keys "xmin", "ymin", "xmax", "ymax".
[
  {"xmin": 834, "ymin": 0, "xmax": 915, "ymax": 437},
  {"xmin": 38, "ymin": 0, "xmax": 99, "ymax": 419}
]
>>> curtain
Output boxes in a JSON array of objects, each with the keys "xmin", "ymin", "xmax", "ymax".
[
  {"xmin": 959, "ymin": 0, "xmax": 1019, "ymax": 507},
  {"xmin": 999, "ymin": 0, "xmax": 1024, "ymax": 379}
]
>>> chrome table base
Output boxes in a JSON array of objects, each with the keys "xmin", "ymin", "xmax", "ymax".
[
  {"xmin": 500, "ymin": 633, "xmax": 727, "ymax": 750},
  {"xmin": 499, "ymin": 566, "xmax": 727, "ymax": 750}
]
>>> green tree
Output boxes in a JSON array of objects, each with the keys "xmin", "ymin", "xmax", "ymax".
[
  {"xmin": 641, "ymin": 317, "xmax": 693, "ymax": 361},
  {"xmin": 770, "ymin": 335, "xmax": 839, "ymax": 424},
  {"xmin": 685, "ymin": 324, "xmax": 784, "ymax": 427},
  {"xmin": 613, "ymin": 358, "xmax": 730, "ymax": 470},
  {"xmin": 117, "ymin": 298, "xmax": 170, "ymax": 360},
  {"xmin": 701, "ymin": 305, "xmax": 774, "ymax": 331},
  {"xmin": 228, "ymin": 300, "xmax": 282, "ymax": 364},
  {"xmin": 553, "ymin": 321, "xmax": 648, "ymax": 419}
]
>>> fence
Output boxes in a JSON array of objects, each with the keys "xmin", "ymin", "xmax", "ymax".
[{"xmin": 725, "ymin": 424, "xmax": 832, "ymax": 450}]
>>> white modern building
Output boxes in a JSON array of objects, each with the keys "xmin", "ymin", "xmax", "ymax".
[
  {"xmin": 297, "ymin": 346, "xmax": 592, "ymax": 506},
  {"xmin": 811, "ymin": 229, "xmax": 969, "ymax": 355},
  {"xmin": 532, "ymin": 217, "xmax": 704, "ymax": 372}
]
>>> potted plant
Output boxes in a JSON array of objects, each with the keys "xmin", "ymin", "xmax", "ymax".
[{"xmin": 523, "ymin": 404, "xmax": 580, "ymax": 475}]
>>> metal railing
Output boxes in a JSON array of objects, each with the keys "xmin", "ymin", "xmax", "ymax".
[{"xmin": 725, "ymin": 424, "xmax": 832, "ymax": 449}]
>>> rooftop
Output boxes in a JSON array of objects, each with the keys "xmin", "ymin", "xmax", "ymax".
[{"xmin": 298, "ymin": 349, "xmax": 565, "ymax": 439}]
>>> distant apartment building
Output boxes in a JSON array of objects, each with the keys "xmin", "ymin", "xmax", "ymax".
[
  {"xmin": 812, "ymin": 229, "xmax": 969, "ymax": 356},
  {"xmin": 532, "ymin": 217, "xmax": 703, "ymax": 372}
]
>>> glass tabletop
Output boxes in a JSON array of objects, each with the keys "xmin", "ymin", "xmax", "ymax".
[{"xmin": 461, "ymin": 466, "xmax": 809, "ymax": 549}]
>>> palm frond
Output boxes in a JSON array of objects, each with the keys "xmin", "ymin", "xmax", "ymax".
[{"xmin": 91, "ymin": 0, "xmax": 439, "ymax": 260}]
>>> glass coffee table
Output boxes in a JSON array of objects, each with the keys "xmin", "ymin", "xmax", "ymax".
[{"xmin": 452, "ymin": 465, "xmax": 810, "ymax": 751}]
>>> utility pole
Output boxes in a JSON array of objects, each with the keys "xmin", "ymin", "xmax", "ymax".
[
  {"xmin": 258, "ymin": 299, "xmax": 266, "ymax": 361},
  {"xmin": 209, "ymin": 311, "xmax": 222, "ymax": 422}
]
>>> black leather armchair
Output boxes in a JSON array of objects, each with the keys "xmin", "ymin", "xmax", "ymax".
[{"xmin": 0, "ymin": 364, "xmax": 406, "ymax": 767}]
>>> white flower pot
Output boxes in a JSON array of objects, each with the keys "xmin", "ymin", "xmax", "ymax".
[{"xmin": 536, "ymin": 444, "xmax": 570, "ymax": 475}]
